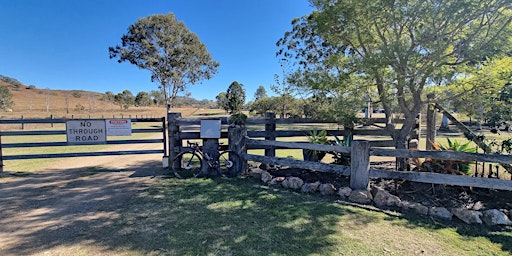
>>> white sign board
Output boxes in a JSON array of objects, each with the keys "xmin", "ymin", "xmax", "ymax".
[
  {"xmin": 200, "ymin": 119, "xmax": 221, "ymax": 138},
  {"xmin": 66, "ymin": 120, "xmax": 106, "ymax": 144},
  {"xmin": 106, "ymin": 119, "xmax": 132, "ymax": 136}
]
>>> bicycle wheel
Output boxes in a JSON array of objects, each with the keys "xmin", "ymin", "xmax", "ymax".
[
  {"xmin": 218, "ymin": 150, "xmax": 242, "ymax": 177},
  {"xmin": 173, "ymin": 152, "xmax": 203, "ymax": 178}
]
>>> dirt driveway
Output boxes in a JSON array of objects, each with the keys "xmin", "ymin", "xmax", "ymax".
[{"xmin": 0, "ymin": 142, "xmax": 170, "ymax": 255}]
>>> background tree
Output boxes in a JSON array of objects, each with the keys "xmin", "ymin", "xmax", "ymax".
[
  {"xmin": 114, "ymin": 90, "xmax": 135, "ymax": 109},
  {"xmin": 0, "ymin": 86, "xmax": 14, "ymax": 111},
  {"xmin": 254, "ymin": 85, "xmax": 268, "ymax": 101},
  {"xmin": 134, "ymin": 91, "xmax": 152, "ymax": 107},
  {"xmin": 150, "ymin": 90, "xmax": 165, "ymax": 107},
  {"xmin": 215, "ymin": 92, "xmax": 229, "ymax": 113},
  {"xmin": 109, "ymin": 13, "xmax": 219, "ymax": 110},
  {"xmin": 249, "ymin": 97, "xmax": 277, "ymax": 116},
  {"xmin": 226, "ymin": 81, "xmax": 246, "ymax": 114},
  {"xmin": 279, "ymin": 0, "xmax": 512, "ymax": 157}
]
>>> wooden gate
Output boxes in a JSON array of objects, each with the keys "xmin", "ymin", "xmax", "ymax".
[{"xmin": 0, "ymin": 117, "xmax": 166, "ymax": 172}]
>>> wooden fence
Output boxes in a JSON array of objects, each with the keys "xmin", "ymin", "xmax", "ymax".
[
  {"xmin": 168, "ymin": 112, "xmax": 512, "ymax": 191},
  {"xmin": 241, "ymin": 135, "xmax": 512, "ymax": 191}
]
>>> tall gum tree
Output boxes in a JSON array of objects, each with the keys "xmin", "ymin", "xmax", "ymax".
[
  {"xmin": 109, "ymin": 13, "xmax": 219, "ymax": 110},
  {"xmin": 279, "ymin": 0, "xmax": 512, "ymax": 167}
]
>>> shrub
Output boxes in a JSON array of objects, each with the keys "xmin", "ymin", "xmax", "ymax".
[{"xmin": 426, "ymin": 139, "xmax": 477, "ymax": 175}]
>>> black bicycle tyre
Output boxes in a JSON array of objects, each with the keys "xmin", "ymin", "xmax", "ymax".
[
  {"xmin": 218, "ymin": 150, "xmax": 242, "ymax": 177},
  {"xmin": 173, "ymin": 151, "xmax": 203, "ymax": 178}
]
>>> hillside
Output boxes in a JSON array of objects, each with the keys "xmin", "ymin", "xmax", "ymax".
[{"xmin": 0, "ymin": 78, "xmax": 223, "ymax": 119}]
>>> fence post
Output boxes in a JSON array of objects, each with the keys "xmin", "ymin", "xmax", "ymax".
[
  {"xmin": 265, "ymin": 112, "xmax": 276, "ymax": 158},
  {"xmin": 50, "ymin": 114, "xmax": 54, "ymax": 128},
  {"xmin": 426, "ymin": 96, "xmax": 436, "ymax": 150},
  {"xmin": 21, "ymin": 115, "xmax": 24, "ymax": 130},
  {"xmin": 350, "ymin": 140, "xmax": 370, "ymax": 191},
  {"xmin": 228, "ymin": 125, "xmax": 247, "ymax": 176},
  {"xmin": 167, "ymin": 112, "xmax": 182, "ymax": 169},
  {"xmin": 0, "ymin": 134, "xmax": 3, "ymax": 172},
  {"xmin": 408, "ymin": 113, "xmax": 420, "ymax": 149}
]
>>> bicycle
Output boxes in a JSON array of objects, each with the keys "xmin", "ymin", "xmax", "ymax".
[{"xmin": 173, "ymin": 140, "xmax": 242, "ymax": 178}]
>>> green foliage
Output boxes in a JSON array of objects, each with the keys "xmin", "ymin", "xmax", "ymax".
[
  {"xmin": 114, "ymin": 90, "xmax": 135, "ymax": 109},
  {"xmin": 226, "ymin": 81, "xmax": 245, "ymax": 114},
  {"xmin": 228, "ymin": 113, "xmax": 247, "ymax": 126},
  {"xmin": 109, "ymin": 13, "xmax": 219, "ymax": 108},
  {"xmin": 279, "ymin": 0, "xmax": 512, "ymax": 153},
  {"xmin": 150, "ymin": 90, "xmax": 165, "ymax": 106},
  {"xmin": 0, "ymin": 86, "xmax": 14, "ymax": 111},
  {"xmin": 307, "ymin": 129, "xmax": 328, "ymax": 145},
  {"xmin": 248, "ymin": 97, "xmax": 277, "ymax": 116},
  {"xmin": 329, "ymin": 134, "xmax": 352, "ymax": 166},
  {"xmin": 134, "ymin": 91, "xmax": 152, "ymax": 107},
  {"xmin": 305, "ymin": 129, "xmax": 328, "ymax": 161},
  {"xmin": 216, "ymin": 92, "xmax": 229, "ymax": 113},
  {"xmin": 253, "ymin": 85, "xmax": 267, "ymax": 101},
  {"xmin": 429, "ymin": 139, "xmax": 477, "ymax": 175}
]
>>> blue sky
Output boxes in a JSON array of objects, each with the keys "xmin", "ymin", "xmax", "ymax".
[{"xmin": 0, "ymin": 0, "xmax": 313, "ymax": 102}]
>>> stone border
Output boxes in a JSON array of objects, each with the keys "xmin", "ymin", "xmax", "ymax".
[{"xmin": 247, "ymin": 167, "xmax": 512, "ymax": 226}]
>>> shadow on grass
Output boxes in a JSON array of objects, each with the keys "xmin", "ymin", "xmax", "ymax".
[
  {"xmin": 1, "ymin": 160, "xmax": 511, "ymax": 255},
  {"xmin": 100, "ymin": 177, "xmax": 369, "ymax": 255}
]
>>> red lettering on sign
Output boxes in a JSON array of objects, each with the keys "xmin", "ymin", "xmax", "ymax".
[{"xmin": 109, "ymin": 120, "xmax": 128, "ymax": 124}]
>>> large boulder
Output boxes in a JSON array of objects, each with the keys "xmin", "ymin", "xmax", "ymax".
[
  {"xmin": 301, "ymin": 181, "xmax": 321, "ymax": 193},
  {"xmin": 482, "ymin": 209, "xmax": 512, "ymax": 226},
  {"xmin": 269, "ymin": 176, "xmax": 285, "ymax": 187},
  {"xmin": 348, "ymin": 190, "xmax": 373, "ymax": 204},
  {"xmin": 281, "ymin": 177, "xmax": 304, "ymax": 190},
  {"xmin": 429, "ymin": 207, "xmax": 453, "ymax": 220},
  {"xmin": 337, "ymin": 187, "xmax": 352, "ymax": 198},
  {"xmin": 452, "ymin": 208, "xmax": 482, "ymax": 224},
  {"xmin": 319, "ymin": 183, "xmax": 337, "ymax": 195},
  {"xmin": 372, "ymin": 188, "xmax": 401, "ymax": 208},
  {"xmin": 400, "ymin": 201, "xmax": 429, "ymax": 215}
]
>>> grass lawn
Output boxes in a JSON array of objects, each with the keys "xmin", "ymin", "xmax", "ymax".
[{"xmin": 101, "ymin": 177, "xmax": 512, "ymax": 256}]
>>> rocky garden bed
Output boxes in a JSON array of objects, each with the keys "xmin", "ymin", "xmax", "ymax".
[{"xmin": 247, "ymin": 164, "xmax": 512, "ymax": 226}]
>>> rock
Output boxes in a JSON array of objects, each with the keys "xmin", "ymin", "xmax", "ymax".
[
  {"xmin": 400, "ymin": 202, "xmax": 429, "ymax": 215},
  {"xmin": 337, "ymin": 187, "xmax": 352, "ymax": 198},
  {"xmin": 247, "ymin": 168, "xmax": 264, "ymax": 179},
  {"xmin": 301, "ymin": 181, "xmax": 320, "ymax": 193},
  {"xmin": 260, "ymin": 171, "xmax": 272, "ymax": 183},
  {"xmin": 281, "ymin": 176, "xmax": 304, "ymax": 190},
  {"xmin": 348, "ymin": 190, "xmax": 373, "ymax": 204},
  {"xmin": 269, "ymin": 177, "xmax": 285, "ymax": 187},
  {"xmin": 429, "ymin": 207, "xmax": 453, "ymax": 220},
  {"xmin": 319, "ymin": 183, "xmax": 337, "ymax": 195},
  {"xmin": 482, "ymin": 209, "xmax": 512, "ymax": 226},
  {"xmin": 451, "ymin": 208, "xmax": 483, "ymax": 224},
  {"xmin": 372, "ymin": 188, "xmax": 401, "ymax": 208}
]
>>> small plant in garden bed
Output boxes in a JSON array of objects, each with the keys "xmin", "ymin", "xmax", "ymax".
[
  {"xmin": 304, "ymin": 129, "xmax": 329, "ymax": 161},
  {"xmin": 329, "ymin": 134, "xmax": 352, "ymax": 166},
  {"xmin": 422, "ymin": 138, "xmax": 477, "ymax": 175}
]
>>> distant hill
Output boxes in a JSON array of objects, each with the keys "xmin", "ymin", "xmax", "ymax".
[{"xmin": 0, "ymin": 74, "xmax": 220, "ymax": 118}]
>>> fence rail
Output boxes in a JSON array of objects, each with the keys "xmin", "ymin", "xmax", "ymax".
[{"xmin": 241, "ymin": 136, "xmax": 512, "ymax": 191}]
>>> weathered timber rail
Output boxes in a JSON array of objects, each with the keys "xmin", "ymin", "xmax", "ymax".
[{"xmin": 242, "ymin": 137, "xmax": 512, "ymax": 191}]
